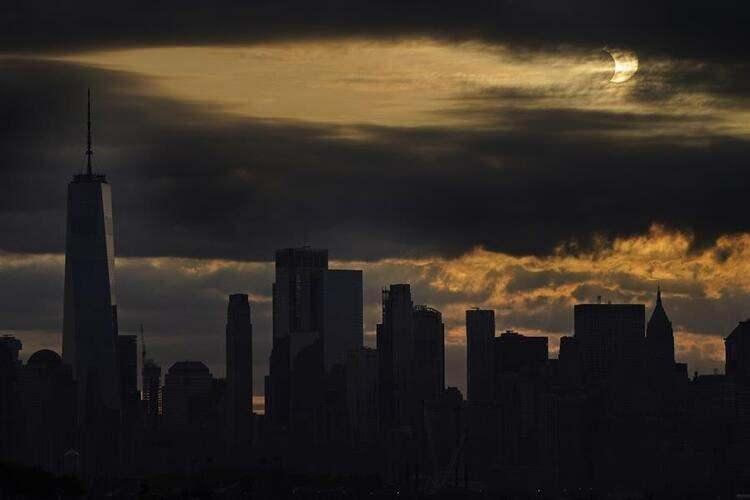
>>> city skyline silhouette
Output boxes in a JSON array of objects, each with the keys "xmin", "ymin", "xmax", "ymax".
[
  {"xmin": 1, "ymin": 95, "xmax": 749, "ymax": 498},
  {"xmin": 2, "ymin": 2, "xmax": 750, "ymax": 498}
]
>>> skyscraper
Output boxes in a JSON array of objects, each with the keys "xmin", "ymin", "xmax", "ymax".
[
  {"xmin": 140, "ymin": 324, "xmax": 161, "ymax": 428},
  {"xmin": 163, "ymin": 361, "xmax": 213, "ymax": 431},
  {"xmin": 493, "ymin": 330, "xmax": 548, "ymax": 375},
  {"xmin": 320, "ymin": 269, "xmax": 363, "ymax": 445},
  {"xmin": 142, "ymin": 359, "xmax": 161, "ymax": 428},
  {"xmin": 646, "ymin": 287, "xmax": 675, "ymax": 372},
  {"xmin": 117, "ymin": 335, "xmax": 138, "ymax": 410},
  {"xmin": 117, "ymin": 334, "xmax": 139, "ymax": 469},
  {"xmin": 62, "ymin": 91, "xmax": 120, "ymax": 415},
  {"xmin": 19, "ymin": 350, "xmax": 76, "ymax": 472},
  {"xmin": 492, "ymin": 331, "xmax": 550, "ymax": 469},
  {"xmin": 574, "ymin": 303, "xmax": 645, "ymax": 381},
  {"xmin": 269, "ymin": 247, "xmax": 327, "ymax": 427},
  {"xmin": 377, "ymin": 284, "xmax": 414, "ymax": 428},
  {"xmin": 726, "ymin": 320, "xmax": 750, "ymax": 381},
  {"xmin": 466, "ymin": 308, "xmax": 495, "ymax": 404},
  {"xmin": 226, "ymin": 293, "xmax": 253, "ymax": 445},
  {"xmin": 346, "ymin": 347, "xmax": 378, "ymax": 445},
  {"xmin": 413, "ymin": 305, "xmax": 445, "ymax": 405},
  {"xmin": 0, "ymin": 336, "xmax": 23, "ymax": 462},
  {"xmin": 322, "ymin": 269, "xmax": 363, "ymax": 371}
]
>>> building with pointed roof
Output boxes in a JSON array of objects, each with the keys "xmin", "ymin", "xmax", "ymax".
[
  {"xmin": 62, "ymin": 90, "xmax": 120, "ymax": 417},
  {"xmin": 646, "ymin": 287, "xmax": 675, "ymax": 371},
  {"xmin": 726, "ymin": 319, "xmax": 750, "ymax": 381}
]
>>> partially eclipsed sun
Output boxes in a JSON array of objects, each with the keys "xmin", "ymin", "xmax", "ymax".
[{"xmin": 605, "ymin": 49, "xmax": 639, "ymax": 83}]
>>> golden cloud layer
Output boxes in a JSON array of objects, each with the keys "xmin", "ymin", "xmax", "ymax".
[
  {"xmin": 51, "ymin": 38, "xmax": 750, "ymax": 139},
  {"xmin": 1, "ymin": 225, "xmax": 743, "ymax": 375}
]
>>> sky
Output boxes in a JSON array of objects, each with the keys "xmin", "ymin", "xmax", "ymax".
[{"xmin": 2, "ymin": 1, "xmax": 750, "ymax": 407}]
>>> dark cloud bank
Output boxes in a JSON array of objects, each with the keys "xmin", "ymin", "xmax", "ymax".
[
  {"xmin": 2, "ymin": 0, "xmax": 750, "ymax": 62},
  {"xmin": 1, "ymin": 58, "xmax": 750, "ymax": 261}
]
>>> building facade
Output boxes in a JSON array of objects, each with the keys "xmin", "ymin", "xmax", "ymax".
[
  {"xmin": 62, "ymin": 97, "xmax": 120, "ymax": 417},
  {"xmin": 163, "ymin": 361, "xmax": 213, "ymax": 431},
  {"xmin": 377, "ymin": 284, "xmax": 414, "ymax": 429},
  {"xmin": 225, "ymin": 293, "xmax": 253, "ymax": 445},
  {"xmin": 413, "ymin": 305, "xmax": 445, "ymax": 406},
  {"xmin": 269, "ymin": 247, "xmax": 328, "ymax": 427},
  {"xmin": 322, "ymin": 269, "xmax": 363, "ymax": 371},
  {"xmin": 466, "ymin": 308, "xmax": 495, "ymax": 403}
]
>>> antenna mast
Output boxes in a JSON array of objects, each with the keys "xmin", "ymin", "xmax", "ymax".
[
  {"xmin": 140, "ymin": 323, "xmax": 146, "ymax": 366},
  {"xmin": 86, "ymin": 89, "xmax": 93, "ymax": 175}
]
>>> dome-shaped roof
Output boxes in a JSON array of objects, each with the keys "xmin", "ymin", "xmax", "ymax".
[{"xmin": 27, "ymin": 349, "xmax": 62, "ymax": 367}]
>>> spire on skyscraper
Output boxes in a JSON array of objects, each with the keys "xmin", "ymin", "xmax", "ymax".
[
  {"xmin": 63, "ymin": 97, "xmax": 119, "ymax": 413},
  {"xmin": 651, "ymin": 285, "xmax": 668, "ymax": 325},
  {"xmin": 86, "ymin": 89, "xmax": 93, "ymax": 176},
  {"xmin": 647, "ymin": 286, "xmax": 675, "ymax": 367},
  {"xmin": 140, "ymin": 324, "xmax": 146, "ymax": 367}
]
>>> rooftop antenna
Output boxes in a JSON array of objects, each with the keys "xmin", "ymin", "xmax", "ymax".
[
  {"xmin": 86, "ymin": 89, "xmax": 93, "ymax": 175},
  {"xmin": 656, "ymin": 284, "xmax": 662, "ymax": 304},
  {"xmin": 140, "ymin": 323, "xmax": 146, "ymax": 366}
]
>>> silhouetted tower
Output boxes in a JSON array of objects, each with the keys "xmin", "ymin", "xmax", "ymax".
[
  {"xmin": 646, "ymin": 287, "xmax": 675, "ymax": 371},
  {"xmin": 141, "ymin": 349, "xmax": 162, "ymax": 429},
  {"xmin": 269, "ymin": 247, "xmax": 328, "ymax": 427},
  {"xmin": 117, "ymin": 335, "xmax": 138, "ymax": 409},
  {"xmin": 0, "ymin": 336, "xmax": 23, "ymax": 461},
  {"xmin": 20, "ymin": 350, "xmax": 76, "ymax": 472},
  {"xmin": 377, "ymin": 284, "xmax": 414, "ymax": 428},
  {"xmin": 140, "ymin": 324, "xmax": 145, "ymax": 375},
  {"xmin": 163, "ymin": 361, "xmax": 213, "ymax": 431},
  {"xmin": 226, "ymin": 293, "xmax": 253, "ymax": 445},
  {"xmin": 322, "ymin": 269, "xmax": 363, "ymax": 371},
  {"xmin": 574, "ymin": 303, "xmax": 645, "ymax": 381},
  {"xmin": 62, "ymin": 89, "xmax": 120, "ymax": 417},
  {"xmin": 413, "ymin": 305, "xmax": 445, "ymax": 405},
  {"xmin": 346, "ymin": 347, "xmax": 379, "ymax": 444},
  {"xmin": 466, "ymin": 309, "xmax": 495, "ymax": 403},
  {"xmin": 726, "ymin": 320, "xmax": 750, "ymax": 381}
]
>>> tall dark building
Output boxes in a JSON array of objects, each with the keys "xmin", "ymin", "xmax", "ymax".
[
  {"xmin": 117, "ymin": 335, "xmax": 138, "ymax": 410},
  {"xmin": 226, "ymin": 293, "xmax": 253, "ymax": 445},
  {"xmin": 492, "ymin": 331, "xmax": 552, "ymax": 477},
  {"xmin": 289, "ymin": 329, "xmax": 324, "ymax": 441},
  {"xmin": 269, "ymin": 247, "xmax": 327, "ymax": 427},
  {"xmin": 140, "ymin": 326, "xmax": 161, "ymax": 427},
  {"xmin": 320, "ymin": 269, "xmax": 363, "ymax": 445},
  {"xmin": 466, "ymin": 308, "xmax": 495, "ymax": 403},
  {"xmin": 377, "ymin": 284, "xmax": 414, "ymax": 428},
  {"xmin": 0, "ymin": 336, "xmax": 23, "ymax": 462},
  {"xmin": 558, "ymin": 335, "xmax": 582, "ymax": 387},
  {"xmin": 116, "ymin": 334, "xmax": 139, "ymax": 470},
  {"xmin": 493, "ymin": 330, "xmax": 548, "ymax": 375},
  {"xmin": 62, "ymin": 92, "xmax": 120, "ymax": 416},
  {"xmin": 346, "ymin": 347, "xmax": 378, "ymax": 445},
  {"xmin": 20, "ymin": 350, "xmax": 76, "ymax": 473},
  {"xmin": 0, "ymin": 336, "xmax": 22, "ymax": 366},
  {"xmin": 163, "ymin": 361, "xmax": 213, "ymax": 431},
  {"xmin": 322, "ymin": 269, "xmax": 363, "ymax": 371},
  {"xmin": 413, "ymin": 305, "xmax": 445, "ymax": 405},
  {"xmin": 646, "ymin": 287, "xmax": 675, "ymax": 371},
  {"xmin": 142, "ymin": 359, "xmax": 161, "ymax": 427},
  {"xmin": 574, "ymin": 303, "xmax": 645, "ymax": 380},
  {"xmin": 726, "ymin": 320, "xmax": 750, "ymax": 381}
]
